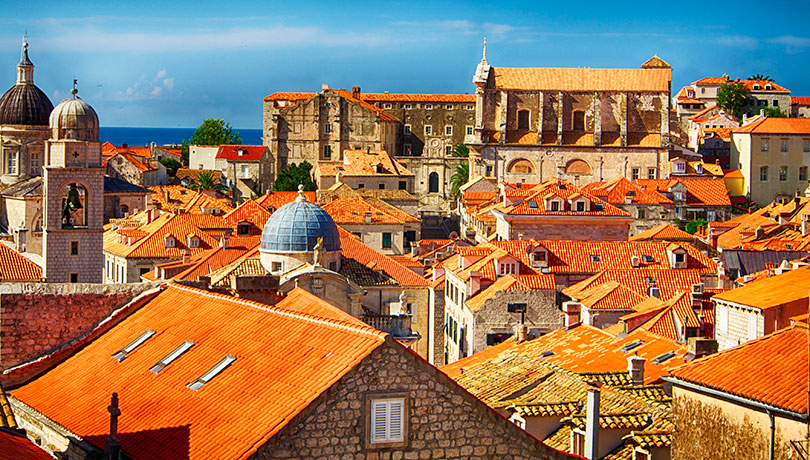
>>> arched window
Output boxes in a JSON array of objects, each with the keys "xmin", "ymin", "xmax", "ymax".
[
  {"xmin": 517, "ymin": 110, "xmax": 530, "ymax": 131},
  {"xmin": 61, "ymin": 182, "xmax": 88, "ymax": 229},
  {"xmin": 428, "ymin": 172, "xmax": 439, "ymax": 193},
  {"xmin": 573, "ymin": 111, "xmax": 585, "ymax": 131},
  {"xmin": 565, "ymin": 159, "xmax": 592, "ymax": 176},
  {"xmin": 507, "ymin": 159, "xmax": 535, "ymax": 174},
  {"xmin": 120, "ymin": 204, "xmax": 129, "ymax": 216}
]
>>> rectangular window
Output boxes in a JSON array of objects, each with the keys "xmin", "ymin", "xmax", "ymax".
[
  {"xmin": 324, "ymin": 123, "xmax": 331, "ymax": 134},
  {"xmin": 150, "ymin": 341, "xmax": 195, "ymax": 374},
  {"xmin": 187, "ymin": 355, "xmax": 236, "ymax": 391},
  {"xmin": 761, "ymin": 139, "xmax": 769, "ymax": 152},
  {"xmin": 800, "ymin": 166, "xmax": 808, "ymax": 182},
  {"xmin": 404, "ymin": 104, "xmax": 412, "ymax": 110},
  {"xmin": 7, "ymin": 151, "xmax": 17, "ymax": 175},
  {"xmin": 631, "ymin": 168, "xmax": 640, "ymax": 180},
  {"xmin": 445, "ymin": 146, "xmax": 451, "ymax": 155},
  {"xmin": 404, "ymin": 124, "xmax": 411, "ymax": 135},
  {"xmin": 466, "ymin": 104, "xmax": 474, "ymax": 110},
  {"xmin": 550, "ymin": 201, "xmax": 560, "ymax": 212},
  {"xmin": 804, "ymin": 140, "xmax": 810, "ymax": 152},
  {"xmin": 70, "ymin": 241, "xmax": 79, "ymax": 256},
  {"xmin": 575, "ymin": 201, "xmax": 585, "ymax": 212},
  {"xmin": 384, "ymin": 103, "xmax": 392, "ymax": 109},
  {"xmin": 424, "ymin": 125, "xmax": 433, "ymax": 135},
  {"xmin": 382, "ymin": 232, "xmax": 392, "ymax": 249},
  {"xmin": 369, "ymin": 397, "xmax": 406, "ymax": 445},
  {"xmin": 358, "ymin": 183, "xmax": 365, "ymax": 189},
  {"xmin": 271, "ymin": 261, "xmax": 282, "ymax": 272},
  {"xmin": 466, "ymin": 126, "xmax": 473, "ymax": 136},
  {"xmin": 398, "ymin": 181, "xmax": 407, "ymax": 190},
  {"xmin": 445, "ymin": 104, "xmax": 453, "ymax": 109},
  {"xmin": 779, "ymin": 166, "xmax": 788, "ymax": 181},
  {"xmin": 403, "ymin": 144, "xmax": 412, "ymax": 155},
  {"xmin": 638, "ymin": 207, "xmax": 646, "ymax": 219},
  {"xmin": 760, "ymin": 166, "xmax": 769, "ymax": 181},
  {"xmin": 30, "ymin": 153, "xmax": 40, "ymax": 175},
  {"xmin": 323, "ymin": 145, "xmax": 332, "ymax": 160},
  {"xmin": 445, "ymin": 125, "xmax": 453, "ymax": 136},
  {"xmin": 240, "ymin": 164, "xmax": 250, "ymax": 178},
  {"xmin": 590, "ymin": 255, "xmax": 601, "ymax": 262},
  {"xmin": 647, "ymin": 168, "xmax": 656, "ymax": 179},
  {"xmin": 379, "ymin": 183, "xmax": 385, "ymax": 190},
  {"xmin": 773, "ymin": 99, "xmax": 779, "ymax": 107},
  {"xmin": 424, "ymin": 104, "xmax": 433, "ymax": 110},
  {"xmin": 70, "ymin": 273, "xmax": 78, "ymax": 283},
  {"xmin": 781, "ymin": 139, "xmax": 789, "ymax": 152}
]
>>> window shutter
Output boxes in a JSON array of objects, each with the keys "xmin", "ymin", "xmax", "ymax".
[
  {"xmin": 370, "ymin": 398, "xmax": 405, "ymax": 443},
  {"xmin": 388, "ymin": 399, "xmax": 404, "ymax": 442},
  {"xmin": 371, "ymin": 400, "xmax": 388, "ymax": 443}
]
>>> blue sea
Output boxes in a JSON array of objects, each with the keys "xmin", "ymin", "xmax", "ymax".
[{"xmin": 99, "ymin": 127, "xmax": 263, "ymax": 147}]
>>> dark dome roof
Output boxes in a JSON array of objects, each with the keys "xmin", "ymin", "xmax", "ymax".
[
  {"xmin": 0, "ymin": 84, "xmax": 53, "ymax": 126},
  {"xmin": 260, "ymin": 192, "xmax": 341, "ymax": 253}
]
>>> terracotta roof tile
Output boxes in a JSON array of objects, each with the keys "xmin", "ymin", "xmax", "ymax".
[
  {"xmin": 104, "ymin": 213, "xmax": 220, "ymax": 259},
  {"xmin": 318, "ymin": 149, "xmax": 413, "ymax": 178},
  {"xmin": 323, "ymin": 196, "xmax": 419, "ymax": 224},
  {"xmin": 12, "ymin": 283, "xmax": 387, "ymax": 460},
  {"xmin": 582, "ymin": 176, "xmax": 672, "ymax": 206},
  {"xmin": 491, "ymin": 67, "xmax": 671, "ymax": 92},
  {"xmin": 574, "ymin": 281, "xmax": 646, "ymax": 310},
  {"xmin": 149, "ymin": 186, "xmax": 233, "ymax": 214},
  {"xmin": 563, "ymin": 269, "xmax": 709, "ymax": 302},
  {"xmin": 630, "ymin": 224, "xmax": 695, "ymax": 242},
  {"xmin": 791, "ymin": 96, "xmax": 810, "ymax": 106},
  {"xmin": 494, "ymin": 179, "xmax": 630, "ymax": 217},
  {"xmin": 0, "ymin": 383, "xmax": 16, "ymax": 429},
  {"xmin": 257, "ymin": 191, "xmax": 316, "ymax": 211},
  {"xmin": 0, "ymin": 430, "xmax": 52, "ymax": 459},
  {"xmin": 0, "ymin": 244, "xmax": 42, "ymax": 281},
  {"xmin": 338, "ymin": 228, "xmax": 427, "ymax": 286},
  {"xmin": 636, "ymin": 177, "xmax": 732, "ymax": 206},
  {"xmin": 263, "ymin": 91, "xmax": 314, "ymax": 102},
  {"xmin": 222, "ymin": 199, "xmax": 272, "ymax": 236},
  {"xmin": 359, "ymin": 93, "xmax": 475, "ymax": 103},
  {"xmin": 215, "ymin": 145, "xmax": 267, "ymax": 162},
  {"xmin": 734, "ymin": 117, "xmax": 810, "ymax": 134},
  {"xmin": 669, "ymin": 324, "xmax": 809, "ymax": 413},
  {"xmin": 712, "ymin": 265, "xmax": 810, "ymax": 309}
]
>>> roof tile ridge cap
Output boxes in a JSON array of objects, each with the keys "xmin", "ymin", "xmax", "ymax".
[{"xmin": 167, "ymin": 282, "xmax": 386, "ymax": 339}]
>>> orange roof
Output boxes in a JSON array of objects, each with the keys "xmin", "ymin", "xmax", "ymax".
[
  {"xmin": 630, "ymin": 224, "xmax": 695, "ymax": 242},
  {"xmin": 582, "ymin": 176, "xmax": 672, "ymax": 206},
  {"xmin": 0, "ymin": 243, "xmax": 42, "ymax": 281},
  {"xmin": 465, "ymin": 274, "xmax": 556, "ymax": 311},
  {"xmin": 494, "ymin": 179, "xmax": 630, "ymax": 217},
  {"xmin": 12, "ymin": 283, "xmax": 387, "ymax": 460},
  {"xmin": 149, "ymin": 186, "xmax": 234, "ymax": 214},
  {"xmin": 334, "ymin": 89, "xmax": 398, "ymax": 122},
  {"xmin": 442, "ymin": 325, "xmax": 686, "ymax": 385},
  {"xmin": 733, "ymin": 116, "xmax": 810, "ymax": 134},
  {"xmin": 257, "ymin": 190, "xmax": 316, "ymax": 211},
  {"xmin": 791, "ymin": 96, "xmax": 810, "ymax": 106},
  {"xmin": 338, "ymin": 228, "xmax": 427, "ymax": 286},
  {"xmin": 110, "ymin": 152, "xmax": 156, "ymax": 172},
  {"xmin": 263, "ymin": 91, "xmax": 315, "ymax": 102},
  {"xmin": 712, "ymin": 265, "xmax": 810, "ymax": 309},
  {"xmin": 171, "ymin": 238, "xmax": 261, "ymax": 281},
  {"xmin": 563, "ymin": 269, "xmax": 710, "ymax": 302},
  {"xmin": 713, "ymin": 210, "xmax": 779, "ymax": 249},
  {"xmin": 318, "ymin": 149, "xmax": 413, "ymax": 177},
  {"xmin": 677, "ymin": 98, "xmax": 704, "ymax": 105},
  {"xmin": 102, "ymin": 142, "xmax": 153, "ymax": 159},
  {"xmin": 574, "ymin": 280, "xmax": 646, "ymax": 310},
  {"xmin": 215, "ymin": 145, "xmax": 267, "ymax": 162},
  {"xmin": 740, "ymin": 79, "xmax": 790, "ymax": 92},
  {"xmin": 693, "ymin": 77, "xmax": 729, "ymax": 85},
  {"xmin": 359, "ymin": 93, "xmax": 475, "ymax": 103},
  {"xmin": 222, "ymin": 199, "xmax": 272, "ymax": 236},
  {"xmin": 104, "ymin": 213, "xmax": 219, "ymax": 259},
  {"xmin": 636, "ymin": 177, "xmax": 732, "ymax": 206},
  {"xmin": 0, "ymin": 430, "xmax": 53, "ymax": 460},
  {"xmin": 669, "ymin": 324, "xmax": 809, "ymax": 413},
  {"xmin": 322, "ymin": 196, "xmax": 419, "ymax": 224},
  {"xmin": 637, "ymin": 292, "xmax": 712, "ymax": 341},
  {"xmin": 490, "ymin": 67, "xmax": 671, "ymax": 92}
]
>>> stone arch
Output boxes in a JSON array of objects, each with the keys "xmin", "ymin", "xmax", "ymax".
[
  {"xmin": 428, "ymin": 171, "xmax": 440, "ymax": 193},
  {"xmin": 55, "ymin": 178, "xmax": 94, "ymax": 229},
  {"xmin": 565, "ymin": 159, "xmax": 592, "ymax": 176},
  {"xmin": 507, "ymin": 158, "xmax": 535, "ymax": 174}
]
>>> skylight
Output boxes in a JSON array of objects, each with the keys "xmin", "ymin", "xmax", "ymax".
[
  {"xmin": 590, "ymin": 255, "xmax": 601, "ymax": 262},
  {"xmin": 539, "ymin": 351, "xmax": 555, "ymax": 358},
  {"xmin": 620, "ymin": 340, "xmax": 644, "ymax": 353},
  {"xmin": 642, "ymin": 255, "xmax": 654, "ymax": 263},
  {"xmin": 653, "ymin": 351, "xmax": 677, "ymax": 365},
  {"xmin": 112, "ymin": 330, "xmax": 155, "ymax": 362},
  {"xmin": 528, "ymin": 200, "xmax": 538, "ymax": 209},
  {"xmin": 150, "ymin": 341, "xmax": 195, "ymax": 374},
  {"xmin": 187, "ymin": 355, "xmax": 237, "ymax": 391}
]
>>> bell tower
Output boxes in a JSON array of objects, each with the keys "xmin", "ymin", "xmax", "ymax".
[{"xmin": 42, "ymin": 83, "xmax": 104, "ymax": 283}]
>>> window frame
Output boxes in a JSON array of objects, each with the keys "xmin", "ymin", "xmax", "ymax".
[
  {"xmin": 365, "ymin": 392, "xmax": 410, "ymax": 449},
  {"xmin": 382, "ymin": 232, "xmax": 392, "ymax": 249}
]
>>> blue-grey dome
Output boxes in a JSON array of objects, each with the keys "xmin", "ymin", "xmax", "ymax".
[{"xmin": 260, "ymin": 192, "xmax": 341, "ymax": 253}]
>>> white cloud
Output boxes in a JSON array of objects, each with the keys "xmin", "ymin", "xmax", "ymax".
[
  {"xmin": 106, "ymin": 69, "xmax": 174, "ymax": 101},
  {"xmin": 769, "ymin": 35, "xmax": 810, "ymax": 48},
  {"xmin": 150, "ymin": 86, "xmax": 162, "ymax": 96},
  {"xmin": 156, "ymin": 69, "xmax": 167, "ymax": 79},
  {"xmin": 163, "ymin": 78, "xmax": 174, "ymax": 90}
]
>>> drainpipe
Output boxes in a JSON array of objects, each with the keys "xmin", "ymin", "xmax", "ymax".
[{"xmin": 767, "ymin": 410, "xmax": 775, "ymax": 460}]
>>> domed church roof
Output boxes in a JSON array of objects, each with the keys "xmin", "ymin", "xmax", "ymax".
[
  {"xmin": 50, "ymin": 86, "xmax": 99, "ymax": 141},
  {"xmin": 0, "ymin": 38, "xmax": 53, "ymax": 126},
  {"xmin": 260, "ymin": 186, "xmax": 341, "ymax": 253}
]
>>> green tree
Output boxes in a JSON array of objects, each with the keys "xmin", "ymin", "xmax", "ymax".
[
  {"xmin": 716, "ymin": 82, "xmax": 751, "ymax": 120},
  {"xmin": 759, "ymin": 106, "xmax": 787, "ymax": 118},
  {"xmin": 450, "ymin": 162, "xmax": 470, "ymax": 197},
  {"xmin": 182, "ymin": 118, "xmax": 242, "ymax": 165},
  {"xmin": 685, "ymin": 218, "xmax": 708, "ymax": 235},
  {"xmin": 159, "ymin": 157, "xmax": 182, "ymax": 176},
  {"xmin": 450, "ymin": 144, "xmax": 470, "ymax": 158},
  {"xmin": 274, "ymin": 161, "xmax": 316, "ymax": 191},
  {"xmin": 748, "ymin": 74, "xmax": 774, "ymax": 82},
  {"xmin": 188, "ymin": 170, "xmax": 227, "ymax": 192}
]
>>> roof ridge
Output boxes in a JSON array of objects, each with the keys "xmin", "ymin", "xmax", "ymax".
[{"xmin": 168, "ymin": 282, "xmax": 387, "ymax": 339}]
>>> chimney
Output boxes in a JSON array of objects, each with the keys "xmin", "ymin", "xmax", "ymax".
[
  {"xmin": 760, "ymin": 108, "xmax": 765, "ymax": 118},
  {"xmin": 182, "ymin": 249, "xmax": 191, "ymax": 264},
  {"xmin": 352, "ymin": 86, "xmax": 361, "ymax": 99},
  {"xmin": 469, "ymin": 271, "xmax": 482, "ymax": 296},
  {"xmin": 803, "ymin": 214, "xmax": 810, "ymax": 237},
  {"xmin": 584, "ymin": 386, "xmax": 601, "ymax": 460},
  {"xmin": 364, "ymin": 210, "xmax": 372, "ymax": 223},
  {"xmin": 321, "ymin": 83, "xmax": 330, "ymax": 91},
  {"xmin": 563, "ymin": 301, "xmax": 581, "ymax": 328},
  {"xmin": 514, "ymin": 322, "xmax": 528, "ymax": 343},
  {"xmin": 631, "ymin": 256, "xmax": 640, "ymax": 268},
  {"xmin": 122, "ymin": 143, "xmax": 128, "ymax": 150},
  {"xmin": 691, "ymin": 283, "xmax": 704, "ymax": 310},
  {"xmin": 743, "ymin": 114, "xmax": 748, "ymax": 124},
  {"xmin": 646, "ymin": 280, "xmax": 660, "ymax": 298},
  {"xmin": 687, "ymin": 337, "xmax": 719, "ymax": 360},
  {"xmin": 220, "ymin": 233, "xmax": 229, "ymax": 249},
  {"xmin": 627, "ymin": 355, "xmax": 646, "ymax": 386},
  {"xmin": 105, "ymin": 393, "xmax": 122, "ymax": 460}
]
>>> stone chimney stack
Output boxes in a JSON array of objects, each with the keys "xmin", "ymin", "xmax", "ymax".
[
  {"xmin": 514, "ymin": 322, "xmax": 528, "ymax": 343},
  {"xmin": 563, "ymin": 301, "xmax": 581, "ymax": 328},
  {"xmin": 352, "ymin": 86, "xmax": 361, "ymax": 99},
  {"xmin": 627, "ymin": 355, "xmax": 646, "ymax": 386},
  {"xmin": 321, "ymin": 83, "xmax": 330, "ymax": 92},
  {"xmin": 803, "ymin": 214, "xmax": 810, "ymax": 237},
  {"xmin": 182, "ymin": 249, "xmax": 191, "ymax": 265},
  {"xmin": 364, "ymin": 210, "xmax": 372, "ymax": 224},
  {"xmin": 220, "ymin": 233, "xmax": 229, "ymax": 249},
  {"xmin": 585, "ymin": 385, "xmax": 601, "ymax": 460}
]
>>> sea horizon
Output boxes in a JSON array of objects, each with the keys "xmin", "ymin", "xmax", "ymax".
[{"xmin": 99, "ymin": 126, "xmax": 263, "ymax": 147}]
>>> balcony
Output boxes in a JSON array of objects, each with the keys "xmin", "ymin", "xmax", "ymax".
[{"xmin": 363, "ymin": 314, "xmax": 421, "ymax": 341}]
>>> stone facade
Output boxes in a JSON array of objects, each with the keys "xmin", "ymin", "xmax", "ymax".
[
  {"xmin": 494, "ymin": 214, "xmax": 632, "ymax": 242},
  {"xmin": 339, "ymin": 222, "xmax": 417, "ymax": 256},
  {"xmin": 0, "ymin": 282, "xmax": 157, "ymax": 371},
  {"xmin": 105, "ymin": 153, "xmax": 166, "ymax": 186},
  {"xmin": 252, "ymin": 337, "xmax": 574, "ymax": 460}
]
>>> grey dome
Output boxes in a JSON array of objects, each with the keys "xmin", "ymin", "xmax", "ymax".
[
  {"xmin": 50, "ymin": 97, "xmax": 99, "ymax": 141},
  {"xmin": 260, "ymin": 192, "xmax": 341, "ymax": 253},
  {"xmin": 0, "ymin": 84, "xmax": 53, "ymax": 126}
]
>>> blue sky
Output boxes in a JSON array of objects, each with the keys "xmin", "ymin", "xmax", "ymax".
[{"xmin": 1, "ymin": 1, "xmax": 808, "ymax": 129}]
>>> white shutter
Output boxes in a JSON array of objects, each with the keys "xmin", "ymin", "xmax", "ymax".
[
  {"xmin": 371, "ymin": 400, "xmax": 388, "ymax": 443},
  {"xmin": 370, "ymin": 398, "xmax": 405, "ymax": 443},
  {"xmin": 748, "ymin": 314, "xmax": 759, "ymax": 340},
  {"xmin": 388, "ymin": 399, "xmax": 404, "ymax": 442}
]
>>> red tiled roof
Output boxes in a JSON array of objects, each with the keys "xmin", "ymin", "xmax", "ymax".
[
  {"xmin": 257, "ymin": 191, "xmax": 316, "ymax": 211},
  {"xmin": 712, "ymin": 265, "xmax": 810, "ymax": 309},
  {"xmin": 563, "ymin": 269, "xmax": 709, "ymax": 302},
  {"xmin": 172, "ymin": 238, "xmax": 261, "ymax": 281},
  {"xmin": 318, "ymin": 149, "xmax": 413, "ymax": 178},
  {"xmin": 0, "ymin": 244, "xmax": 42, "ymax": 281},
  {"xmin": 575, "ymin": 281, "xmax": 646, "ymax": 310},
  {"xmin": 215, "ymin": 145, "xmax": 267, "ymax": 162},
  {"xmin": 733, "ymin": 117, "xmax": 810, "ymax": 135},
  {"xmin": 263, "ymin": 91, "xmax": 315, "ymax": 102},
  {"xmin": 112, "ymin": 152, "xmax": 156, "ymax": 172},
  {"xmin": 0, "ymin": 430, "xmax": 53, "ymax": 460},
  {"xmin": 669, "ymin": 324, "xmax": 809, "ymax": 413},
  {"xmin": 491, "ymin": 67, "xmax": 671, "ymax": 92},
  {"xmin": 323, "ymin": 197, "xmax": 420, "ymax": 224},
  {"xmin": 636, "ymin": 178, "xmax": 732, "ymax": 206},
  {"xmin": 494, "ymin": 179, "xmax": 630, "ymax": 217},
  {"xmin": 102, "ymin": 142, "xmax": 153, "ymax": 159},
  {"xmin": 582, "ymin": 176, "xmax": 672, "ymax": 206},
  {"xmin": 338, "ymin": 228, "xmax": 427, "ymax": 286},
  {"xmin": 149, "ymin": 186, "xmax": 234, "ymax": 214},
  {"xmin": 359, "ymin": 93, "xmax": 475, "ymax": 103},
  {"xmin": 791, "ymin": 96, "xmax": 810, "ymax": 106},
  {"xmin": 12, "ymin": 283, "xmax": 387, "ymax": 460},
  {"xmin": 222, "ymin": 199, "xmax": 272, "ymax": 236},
  {"xmin": 104, "ymin": 213, "xmax": 219, "ymax": 259},
  {"xmin": 693, "ymin": 77, "xmax": 729, "ymax": 85},
  {"xmin": 630, "ymin": 224, "xmax": 695, "ymax": 242}
]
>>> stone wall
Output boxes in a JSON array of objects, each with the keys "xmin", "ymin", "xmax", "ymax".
[
  {"xmin": 253, "ymin": 337, "xmax": 574, "ymax": 460},
  {"xmin": 0, "ymin": 282, "xmax": 160, "ymax": 370},
  {"xmin": 473, "ymin": 289, "xmax": 562, "ymax": 355}
]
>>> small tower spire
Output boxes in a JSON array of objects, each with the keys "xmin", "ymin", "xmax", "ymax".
[
  {"xmin": 71, "ymin": 78, "xmax": 78, "ymax": 98},
  {"xmin": 482, "ymin": 37, "xmax": 488, "ymax": 64},
  {"xmin": 16, "ymin": 33, "xmax": 34, "ymax": 85},
  {"xmin": 295, "ymin": 183, "xmax": 307, "ymax": 202}
]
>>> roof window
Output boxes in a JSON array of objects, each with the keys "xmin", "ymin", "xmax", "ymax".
[
  {"xmin": 188, "ymin": 355, "xmax": 237, "ymax": 390},
  {"xmin": 112, "ymin": 329, "xmax": 155, "ymax": 362},
  {"xmin": 150, "ymin": 341, "xmax": 195, "ymax": 374},
  {"xmin": 620, "ymin": 340, "xmax": 645, "ymax": 353},
  {"xmin": 528, "ymin": 200, "xmax": 538, "ymax": 209},
  {"xmin": 594, "ymin": 203, "xmax": 604, "ymax": 211},
  {"xmin": 539, "ymin": 351, "xmax": 555, "ymax": 358},
  {"xmin": 642, "ymin": 255, "xmax": 654, "ymax": 263},
  {"xmin": 590, "ymin": 255, "xmax": 601, "ymax": 262},
  {"xmin": 652, "ymin": 351, "xmax": 677, "ymax": 365}
]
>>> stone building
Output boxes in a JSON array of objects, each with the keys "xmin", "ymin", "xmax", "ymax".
[
  {"xmin": 674, "ymin": 76, "xmax": 792, "ymax": 123},
  {"xmin": 315, "ymin": 148, "xmax": 415, "ymax": 192},
  {"xmin": 321, "ymin": 196, "xmax": 421, "ymax": 255},
  {"xmin": 263, "ymin": 86, "xmax": 399, "ymax": 170},
  {"xmin": 466, "ymin": 46, "xmax": 672, "ymax": 188},
  {"xmin": 105, "ymin": 152, "xmax": 166, "ymax": 186},
  {"xmin": 188, "ymin": 144, "xmax": 274, "ymax": 197},
  {"xmin": 8, "ymin": 282, "xmax": 574, "ymax": 460}
]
